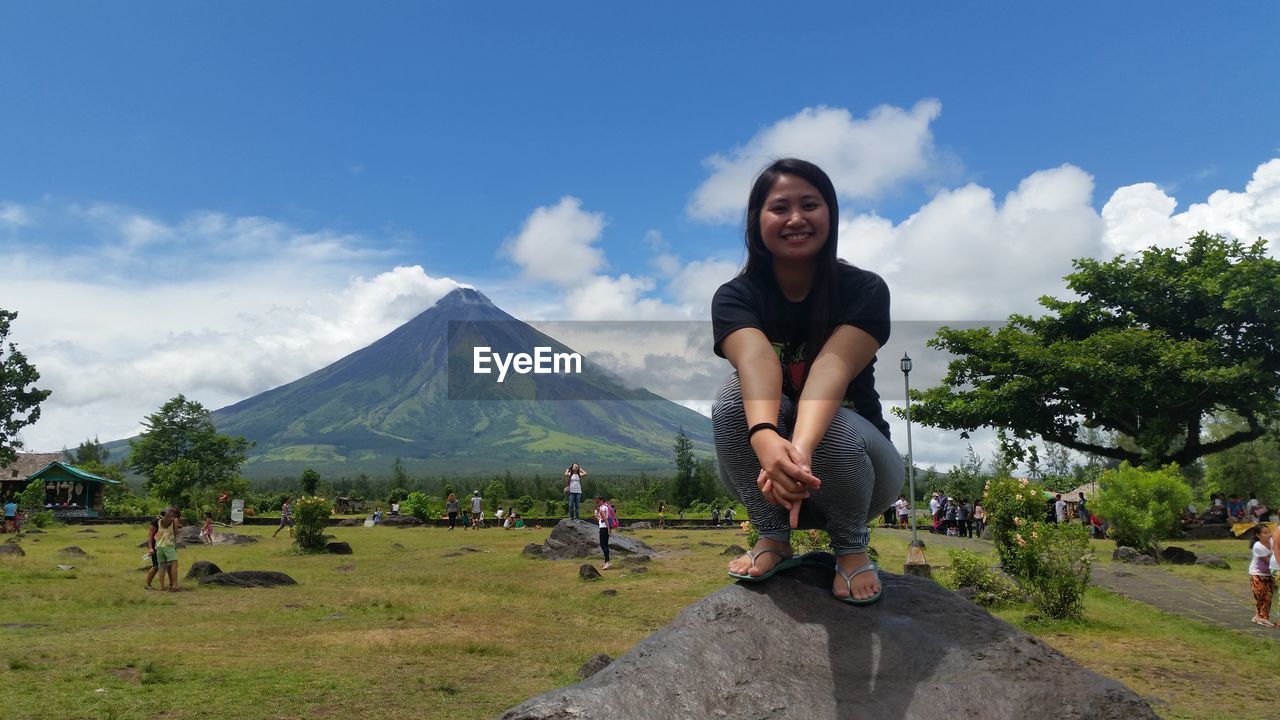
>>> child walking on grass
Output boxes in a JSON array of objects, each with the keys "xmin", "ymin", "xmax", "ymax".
[{"xmin": 201, "ymin": 512, "xmax": 214, "ymax": 545}]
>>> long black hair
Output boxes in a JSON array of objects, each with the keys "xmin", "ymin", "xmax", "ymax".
[{"xmin": 740, "ymin": 158, "xmax": 843, "ymax": 372}]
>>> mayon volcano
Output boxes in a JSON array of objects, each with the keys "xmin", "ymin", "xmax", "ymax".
[{"xmin": 212, "ymin": 288, "xmax": 713, "ymax": 477}]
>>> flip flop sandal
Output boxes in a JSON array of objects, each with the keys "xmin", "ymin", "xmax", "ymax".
[
  {"xmin": 834, "ymin": 561, "xmax": 882, "ymax": 605},
  {"xmin": 728, "ymin": 548, "xmax": 801, "ymax": 582},
  {"xmin": 1252, "ymin": 617, "xmax": 1276, "ymax": 627}
]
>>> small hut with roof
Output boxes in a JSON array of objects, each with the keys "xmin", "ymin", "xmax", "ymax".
[
  {"xmin": 24, "ymin": 461, "xmax": 122, "ymax": 518},
  {"xmin": 0, "ymin": 452, "xmax": 62, "ymax": 501}
]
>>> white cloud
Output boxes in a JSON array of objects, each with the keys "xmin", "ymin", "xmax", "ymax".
[
  {"xmin": 0, "ymin": 202, "xmax": 32, "ymax": 227},
  {"xmin": 842, "ymin": 164, "xmax": 1104, "ymax": 320},
  {"xmin": 1102, "ymin": 158, "xmax": 1280, "ymax": 255},
  {"xmin": 503, "ymin": 196, "xmax": 607, "ymax": 287},
  {"xmin": 0, "ymin": 201, "xmax": 461, "ymax": 450},
  {"xmin": 688, "ymin": 100, "xmax": 944, "ymax": 223}
]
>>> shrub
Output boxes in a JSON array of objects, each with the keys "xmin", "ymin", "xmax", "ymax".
[
  {"xmin": 1020, "ymin": 522, "xmax": 1092, "ymax": 619},
  {"xmin": 293, "ymin": 496, "xmax": 333, "ymax": 552},
  {"xmin": 1092, "ymin": 462, "xmax": 1191, "ymax": 554},
  {"xmin": 940, "ymin": 548, "xmax": 1021, "ymax": 606},
  {"xmin": 26, "ymin": 510, "xmax": 55, "ymax": 529},
  {"xmin": 515, "ymin": 495, "xmax": 536, "ymax": 513},
  {"xmin": 402, "ymin": 492, "xmax": 441, "ymax": 522}
]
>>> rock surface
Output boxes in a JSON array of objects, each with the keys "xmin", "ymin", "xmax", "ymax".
[
  {"xmin": 1195, "ymin": 555, "xmax": 1230, "ymax": 570},
  {"xmin": 0, "ymin": 544, "xmax": 24, "ymax": 556},
  {"xmin": 539, "ymin": 519, "xmax": 656, "ymax": 561},
  {"xmin": 199, "ymin": 570, "xmax": 297, "ymax": 588},
  {"xmin": 577, "ymin": 653, "xmax": 613, "ymax": 680},
  {"xmin": 186, "ymin": 560, "xmax": 223, "ymax": 579},
  {"xmin": 59, "ymin": 546, "xmax": 91, "ymax": 557},
  {"xmin": 171, "ymin": 526, "xmax": 260, "ymax": 548},
  {"xmin": 501, "ymin": 553, "xmax": 1158, "ymax": 720},
  {"xmin": 522, "ymin": 543, "xmax": 543, "ymax": 558},
  {"xmin": 326, "ymin": 541, "xmax": 353, "ymax": 555},
  {"xmin": 1160, "ymin": 546, "xmax": 1197, "ymax": 565},
  {"xmin": 379, "ymin": 515, "xmax": 424, "ymax": 527},
  {"xmin": 579, "ymin": 564, "xmax": 602, "ymax": 581}
]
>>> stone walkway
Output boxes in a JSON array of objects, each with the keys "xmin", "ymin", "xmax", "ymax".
[{"xmin": 881, "ymin": 527, "xmax": 1279, "ymax": 641}]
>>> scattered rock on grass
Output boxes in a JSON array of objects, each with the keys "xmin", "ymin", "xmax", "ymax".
[
  {"xmin": 59, "ymin": 546, "xmax": 91, "ymax": 558},
  {"xmin": 1195, "ymin": 556, "xmax": 1230, "ymax": 570},
  {"xmin": 0, "ymin": 543, "xmax": 25, "ymax": 556},
  {"xmin": 186, "ymin": 560, "xmax": 223, "ymax": 579},
  {"xmin": 77, "ymin": 528, "xmax": 98, "ymax": 534},
  {"xmin": 577, "ymin": 653, "xmax": 613, "ymax": 680},
  {"xmin": 722, "ymin": 544, "xmax": 746, "ymax": 556},
  {"xmin": 522, "ymin": 543, "xmax": 543, "ymax": 558},
  {"xmin": 326, "ymin": 541, "xmax": 353, "ymax": 555},
  {"xmin": 600, "ymin": 589, "xmax": 618, "ymax": 597},
  {"xmin": 620, "ymin": 555, "xmax": 650, "ymax": 565},
  {"xmin": 199, "ymin": 571, "xmax": 297, "ymax": 588},
  {"xmin": 579, "ymin": 564, "xmax": 602, "ymax": 581},
  {"xmin": 1160, "ymin": 546, "xmax": 1197, "ymax": 565}
]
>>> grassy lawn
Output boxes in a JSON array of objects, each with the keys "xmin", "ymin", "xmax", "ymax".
[{"xmin": 1, "ymin": 523, "xmax": 1275, "ymax": 719}]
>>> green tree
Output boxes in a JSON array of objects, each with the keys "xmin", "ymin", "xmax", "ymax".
[
  {"xmin": 909, "ymin": 233, "xmax": 1280, "ymax": 467},
  {"xmin": 18, "ymin": 476, "xmax": 45, "ymax": 512},
  {"xmin": 673, "ymin": 429, "xmax": 697, "ymax": 509},
  {"xmin": 484, "ymin": 479, "xmax": 507, "ymax": 512},
  {"xmin": 390, "ymin": 457, "xmax": 411, "ymax": 487},
  {"xmin": 64, "ymin": 436, "xmax": 111, "ymax": 465},
  {"xmin": 128, "ymin": 395, "xmax": 252, "ymax": 506},
  {"xmin": 943, "ymin": 445, "xmax": 985, "ymax": 501},
  {"xmin": 0, "ymin": 309, "xmax": 52, "ymax": 470},
  {"xmin": 298, "ymin": 468, "xmax": 322, "ymax": 496},
  {"xmin": 1202, "ymin": 415, "xmax": 1280, "ymax": 503}
]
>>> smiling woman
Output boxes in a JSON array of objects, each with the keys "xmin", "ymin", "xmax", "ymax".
[{"xmin": 711, "ymin": 158, "xmax": 903, "ymax": 605}]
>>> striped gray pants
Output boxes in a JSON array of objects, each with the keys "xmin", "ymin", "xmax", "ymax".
[{"xmin": 712, "ymin": 372, "xmax": 903, "ymax": 556}]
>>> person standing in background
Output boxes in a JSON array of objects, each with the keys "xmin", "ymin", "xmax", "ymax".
[{"xmin": 564, "ymin": 463, "xmax": 587, "ymax": 521}]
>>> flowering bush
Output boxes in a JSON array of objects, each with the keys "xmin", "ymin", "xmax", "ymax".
[
  {"xmin": 293, "ymin": 496, "xmax": 333, "ymax": 552},
  {"xmin": 1092, "ymin": 462, "xmax": 1191, "ymax": 554},
  {"xmin": 983, "ymin": 473, "xmax": 1091, "ymax": 619},
  {"xmin": 981, "ymin": 473, "xmax": 1050, "ymax": 573}
]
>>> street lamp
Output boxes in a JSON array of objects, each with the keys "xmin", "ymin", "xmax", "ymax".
[{"xmin": 901, "ymin": 352, "xmax": 930, "ymax": 577}]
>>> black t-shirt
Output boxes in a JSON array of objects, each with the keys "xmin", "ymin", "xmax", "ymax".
[{"xmin": 712, "ymin": 262, "xmax": 891, "ymax": 439}]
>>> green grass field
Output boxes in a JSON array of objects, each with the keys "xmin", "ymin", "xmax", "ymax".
[{"xmin": 0, "ymin": 523, "xmax": 1274, "ymax": 719}]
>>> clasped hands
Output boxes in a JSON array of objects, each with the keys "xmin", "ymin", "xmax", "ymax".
[{"xmin": 752, "ymin": 432, "xmax": 822, "ymax": 528}]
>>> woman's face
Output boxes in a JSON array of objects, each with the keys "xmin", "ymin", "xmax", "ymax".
[{"xmin": 758, "ymin": 174, "xmax": 830, "ymax": 266}]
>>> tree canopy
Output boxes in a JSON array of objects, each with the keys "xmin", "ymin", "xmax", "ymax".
[
  {"xmin": 0, "ymin": 309, "xmax": 52, "ymax": 469},
  {"xmin": 909, "ymin": 232, "xmax": 1280, "ymax": 467},
  {"xmin": 128, "ymin": 395, "xmax": 252, "ymax": 505}
]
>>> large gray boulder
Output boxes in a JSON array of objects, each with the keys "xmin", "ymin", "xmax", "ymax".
[
  {"xmin": 501, "ymin": 553, "xmax": 1157, "ymax": 720},
  {"xmin": 539, "ymin": 519, "xmax": 656, "ymax": 561}
]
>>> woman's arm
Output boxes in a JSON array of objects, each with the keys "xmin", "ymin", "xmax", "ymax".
[
  {"xmin": 790, "ymin": 325, "xmax": 881, "ymax": 455},
  {"xmin": 721, "ymin": 328, "xmax": 821, "ymax": 518}
]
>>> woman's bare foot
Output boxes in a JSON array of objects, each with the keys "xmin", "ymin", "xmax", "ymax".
[
  {"xmin": 833, "ymin": 552, "xmax": 879, "ymax": 602},
  {"xmin": 727, "ymin": 537, "xmax": 793, "ymax": 578}
]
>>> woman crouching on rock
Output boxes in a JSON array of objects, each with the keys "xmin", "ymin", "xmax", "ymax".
[{"xmin": 712, "ymin": 158, "xmax": 903, "ymax": 605}]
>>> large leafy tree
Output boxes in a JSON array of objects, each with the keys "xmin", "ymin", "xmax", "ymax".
[
  {"xmin": 910, "ymin": 233, "xmax": 1280, "ymax": 467},
  {"xmin": 0, "ymin": 309, "xmax": 52, "ymax": 470},
  {"xmin": 129, "ymin": 395, "xmax": 252, "ymax": 505}
]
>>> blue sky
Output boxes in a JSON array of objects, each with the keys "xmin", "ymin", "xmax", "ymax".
[{"xmin": 2, "ymin": 2, "xmax": 1278, "ymax": 467}]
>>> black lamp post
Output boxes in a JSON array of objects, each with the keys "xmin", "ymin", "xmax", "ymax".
[{"xmin": 901, "ymin": 352, "xmax": 930, "ymax": 576}]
